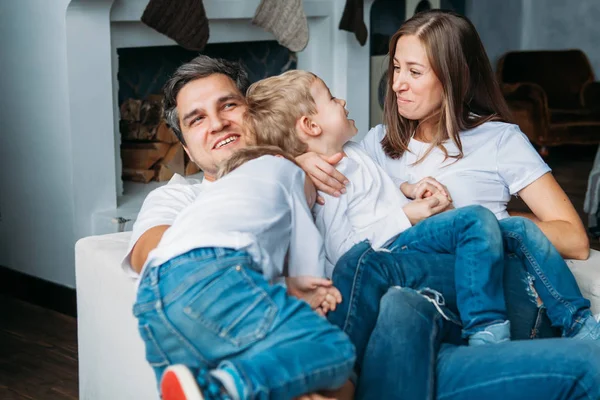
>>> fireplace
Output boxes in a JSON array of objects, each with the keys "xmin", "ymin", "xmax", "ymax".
[{"xmin": 65, "ymin": 0, "xmax": 374, "ymax": 235}]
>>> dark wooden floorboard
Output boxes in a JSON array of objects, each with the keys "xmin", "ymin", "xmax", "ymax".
[
  {"xmin": 0, "ymin": 144, "xmax": 598, "ymax": 399},
  {"xmin": 0, "ymin": 295, "xmax": 78, "ymax": 400}
]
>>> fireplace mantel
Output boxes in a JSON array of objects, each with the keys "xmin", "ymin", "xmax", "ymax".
[{"xmin": 65, "ymin": 0, "xmax": 374, "ymax": 235}]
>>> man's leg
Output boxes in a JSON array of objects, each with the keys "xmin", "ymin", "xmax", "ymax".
[
  {"xmin": 356, "ymin": 287, "xmax": 462, "ymax": 400},
  {"xmin": 389, "ymin": 205, "xmax": 507, "ymax": 337},
  {"xmin": 500, "ymin": 217, "xmax": 593, "ymax": 336},
  {"xmin": 135, "ymin": 248, "xmax": 355, "ymax": 400},
  {"xmin": 436, "ymin": 339, "xmax": 600, "ymax": 399},
  {"xmin": 358, "ymin": 288, "xmax": 599, "ymax": 400}
]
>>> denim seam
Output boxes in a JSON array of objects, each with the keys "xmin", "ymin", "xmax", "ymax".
[
  {"xmin": 504, "ymin": 230, "xmax": 578, "ymax": 316},
  {"xmin": 181, "ymin": 266, "xmax": 278, "ymax": 347},
  {"xmin": 151, "ymin": 282, "xmax": 211, "ymax": 366},
  {"xmin": 341, "ymin": 247, "xmax": 373, "ymax": 334},
  {"xmin": 140, "ymin": 323, "xmax": 170, "ymax": 367},
  {"xmin": 437, "ymin": 372, "xmax": 593, "ymax": 399},
  {"xmin": 162, "ymin": 256, "xmax": 254, "ymax": 306}
]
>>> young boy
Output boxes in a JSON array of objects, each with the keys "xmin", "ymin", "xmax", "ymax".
[
  {"xmin": 133, "ymin": 146, "xmax": 355, "ymax": 400},
  {"xmin": 246, "ymin": 70, "xmax": 600, "ymax": 364}
]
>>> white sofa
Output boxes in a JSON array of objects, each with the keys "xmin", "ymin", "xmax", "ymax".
[{"xmin": 75, "ymin": 232, "xmax": 600, "ymax": 400}]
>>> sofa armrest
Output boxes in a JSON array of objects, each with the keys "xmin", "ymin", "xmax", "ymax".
[
  {"xmin": 567, "ymin": 249, "xmax": 600, "ymax": 317},
  {"xmin": 582, "ymin": 81, "xmax": 600, "ymax": 108},
  {"xmin": 75, "ymin": 232, "xmax": 159, "ymax": 400}
]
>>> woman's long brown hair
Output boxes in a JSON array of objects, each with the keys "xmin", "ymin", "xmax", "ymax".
[{"xmin": 381, "ymin": 10, "xmax": 512, "ymax": 162}]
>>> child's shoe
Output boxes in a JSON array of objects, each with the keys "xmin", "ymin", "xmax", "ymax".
[
  {"xmin": 468, "ymin": 320, "xmax": 511, "ymax": 346},
  {"xmin": 161, "ymin": 365, "xmax": 233, "ymax": 400},
  {"xmin": 572, "ymin": 315, "xmax": 600, "ymax": 340}
]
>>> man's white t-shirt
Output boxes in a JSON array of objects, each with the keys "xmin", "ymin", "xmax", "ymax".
[
  {"xmin": 361, "ymin": 122, "xmax": 551, "ymax": 219},
  {"xmin": 313, "ymin": 141, "xmax": 412, "ymax": 275},
  {"xmin": 129, "ymin": 156, "xmax": 326, "ymax": 282}
]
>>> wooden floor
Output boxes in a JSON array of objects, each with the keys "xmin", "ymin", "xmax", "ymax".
[
  {"xmin": 0, "ymin": 295, "xmax": 78, "ymax": 399},
  {"xmin": 0, "ymin": 144, "xmax": 598, "ymax": 400}
]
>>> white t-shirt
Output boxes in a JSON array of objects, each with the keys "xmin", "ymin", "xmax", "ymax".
[
  {"xmin": 361, "ymin": 122, "xmax": 551, "ymax": 219},
  {"xmin": 122, "ymin": 173, "xmax": 203, "ymax": 278},
  {"xmin": 313, "ymin": 141, "xmax": 412, "ymax": 276},
  {"xmin": 140, "ymin": 156, "xmax": 326, "ymax": 282}
]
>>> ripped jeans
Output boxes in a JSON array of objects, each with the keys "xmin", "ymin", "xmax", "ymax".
[{"xmin": 328, "ymin": 216, "xmax": 592, "ymax": 376}]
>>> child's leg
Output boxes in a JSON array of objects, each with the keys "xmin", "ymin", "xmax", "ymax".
[
  {"xmin": 134, "ymin": 248, "xmax": 355, "ymax": 400},
  {"xmin": 388, "ymin": 205, "xmax": 508, "ymax": 340},
  {"xmin": 499, "ymin": 217, "xmax": 595, "ymax": 337}
]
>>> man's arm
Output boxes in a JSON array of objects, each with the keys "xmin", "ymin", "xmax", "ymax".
[{"xmin": 130, "ymin": 225, "xmax": 171, "ymax": 273}]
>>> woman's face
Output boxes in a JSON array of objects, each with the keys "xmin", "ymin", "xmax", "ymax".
[{"xmin": 391, "ymin": 35, "xmax": 444, "ymax": 122}]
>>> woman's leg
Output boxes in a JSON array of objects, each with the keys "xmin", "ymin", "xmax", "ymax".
[{"xmin": 500, "ymin": 217, "xmax": 593, "ymax": 336}]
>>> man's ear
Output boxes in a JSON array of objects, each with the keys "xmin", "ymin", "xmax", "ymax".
[{"xmin": 296, "ymin": 116, "xmax": 322, "ymax": 138}]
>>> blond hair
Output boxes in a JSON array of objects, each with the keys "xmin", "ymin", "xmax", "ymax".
[
  {"xmin": 217, "ymin": 145, "xmax": 298, "ymax": 179},
  {"xmin": 245, "ymin": 70, "xmax": 318, "ymax": 157}
]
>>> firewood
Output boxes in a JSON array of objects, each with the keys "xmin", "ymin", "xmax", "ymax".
[
  {"xmin": 155, "ymin": 143, "xmax": 185, "ymax": 181},
  {"xmin": 121, "ymin": 142, "xmax": 170, "ymax": 170},
  {"xmin": 122, "ymin": 168, "xmax": 154, "ymax": 183},
  {"xmin": 139, "ymin": 96, "xmax": 162, "ymax": 126},
  {"xmin": 156, "ymin": 121, "xmax": 179, "ymax": 144},
  {"xmin": 120, "ymin": 99, "xmax": 142, "ymax": 122}
]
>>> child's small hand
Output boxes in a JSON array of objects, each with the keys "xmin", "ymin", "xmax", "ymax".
[
  {"xmin": 401, "ymin": 177, "xmax": 451, "ymax": 201},
  {"xmin": 402, "ymin": 192, "xmax": 452, "ymax": 225},
  {"xmin": 286, "ymin": 276, "xmax": 342, "ymax": 313}
]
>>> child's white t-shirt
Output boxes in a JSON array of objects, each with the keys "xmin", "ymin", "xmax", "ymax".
[
  {"xmin": 360, "ymin": 122, "xmax": 551, "ymax": 220},
  {"xmin": 313, "ymin": 141, "xmax": 412, "ymax": 276},
  {"xmin": 140, "ymin": 156, "xmax": 326, "ymax": 282}
]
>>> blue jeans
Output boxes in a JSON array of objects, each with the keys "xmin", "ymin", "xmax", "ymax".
[
  {"xmin": 133, "ymin": 248, "xmax": 355, "ymax": 400},
  {"xmin": 387, "ymin": 205, "xmax": 507, "ymax": 337},
  {"xmin": 499, "ymin": 217, "xmax": 592, "ymax": 336},
  {"xmin": 358, "ymin": 287, "xmax": 600, "ymax": 399}
]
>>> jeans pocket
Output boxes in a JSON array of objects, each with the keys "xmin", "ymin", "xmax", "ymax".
[
  {"xmin": 182, "ymin": 266, "xmax": 278, "ymax": 348},
  {"xmin": 138, "ymin": 324, "xmax": 170, "ymax": 368}
]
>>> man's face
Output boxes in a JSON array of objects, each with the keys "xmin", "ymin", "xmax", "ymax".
[{"xmin": 177, "ymin": 73, "xmax": 249, "ymax": 179}]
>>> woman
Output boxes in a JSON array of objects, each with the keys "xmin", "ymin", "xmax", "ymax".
[
  {"xmin": 301, "ymin": 13, "xmax": 589, "ymax": 261},
  {"xmin": 299, "ymin": 9, "xmax": 598, "ymax": 398}
]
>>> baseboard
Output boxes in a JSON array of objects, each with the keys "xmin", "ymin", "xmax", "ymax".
[{"xmin": 0, "ymin": 266, "xmax": 76, "ymax": 317}]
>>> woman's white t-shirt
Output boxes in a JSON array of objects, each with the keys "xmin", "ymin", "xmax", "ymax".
[{"xmin": 360, "ymin": 122, "xmax": 551, "ymax": 220}]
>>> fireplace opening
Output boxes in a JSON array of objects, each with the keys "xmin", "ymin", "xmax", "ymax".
[{"xmin": 116, "ymin": 41, "xmax": 297, "ymax": 206}]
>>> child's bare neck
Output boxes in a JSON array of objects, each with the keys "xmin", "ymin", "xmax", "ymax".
[{"xmin": 307, "ymin": 138, "xmax": 347, "ymax": 158}]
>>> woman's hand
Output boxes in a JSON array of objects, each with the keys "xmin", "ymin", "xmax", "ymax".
[
  {"xmin": 402, "ymin": 192, "xmax": 452, "ymax": 225},
  {"xmin": 296, "ymin": 152, "xmax": 349, "ymax": 204},
  {"xmin": 401, "ymin": 177, "xmax": 451, "ymax": 201}
]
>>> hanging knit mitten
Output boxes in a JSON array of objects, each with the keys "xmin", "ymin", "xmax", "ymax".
[
  {"xmin": 141, "ymin": 0, "xmax": 210, "ymax": 51},
  {"xmin": 253, "ymin": 0, "xmax": 309, "ymax": 52},
  {"xmin": 339, "ymin": 0, "xmax": 368, "ymax": 46}
]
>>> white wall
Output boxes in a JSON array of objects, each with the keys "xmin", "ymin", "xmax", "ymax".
[
  {"xmin": 521, "ymin": 0, "xmax": 600, "ymax": 78},
  {"xmin": 0, "ymin": 0, "xmax": 77, "ymax": 287},
  {"xmin": 465, "ymin": 0, "xmax": 523, "ymax": 69}
]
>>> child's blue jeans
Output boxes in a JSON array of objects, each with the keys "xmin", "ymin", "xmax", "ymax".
[
  {"xmin": 134, "ymin": 247, "xmax": 355, "ymax": 400},
  {"xmin": 328, "ymin": 206, "xmax": 592, "ymax": 372}
]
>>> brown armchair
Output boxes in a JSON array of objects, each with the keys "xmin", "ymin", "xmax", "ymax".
[{"xmin": 497, "ymin": 49, "xmax": 600, "ymax": 155}]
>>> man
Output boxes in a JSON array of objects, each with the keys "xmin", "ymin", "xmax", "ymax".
[{"xmin": 124, "ymin": 55, "xmax": 600, "ymax": 399}]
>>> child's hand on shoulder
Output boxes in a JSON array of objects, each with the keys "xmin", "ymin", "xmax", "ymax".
[{"xmin": 285, "ymin": 276, "xmax": 342, "ymax": 315}]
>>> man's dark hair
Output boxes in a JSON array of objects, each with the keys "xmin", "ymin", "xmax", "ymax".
[{"xmin": 163, "ymin": 55, "xmax": 250, "ymax": 144}]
